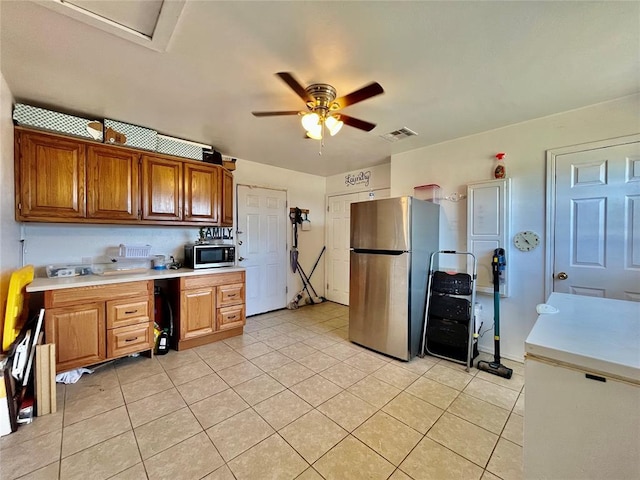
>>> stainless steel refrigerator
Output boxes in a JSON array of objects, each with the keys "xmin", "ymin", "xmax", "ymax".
[{"xmin": 349, "ymin": 196, "xmax": 439, "ymax": 360}]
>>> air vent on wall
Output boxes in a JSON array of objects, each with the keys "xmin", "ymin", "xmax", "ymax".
[{"xmin": 380, "ymin": 127, "xmax": 418, "ymax": 143}]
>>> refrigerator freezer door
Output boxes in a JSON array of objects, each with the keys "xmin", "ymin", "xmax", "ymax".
[
  {"xmin": 349, "ymin": 250, "xmax": 411, "ymax": 360},
  {"xmin": 351, "ymin": 197, "xmax": 410, "ymax": 251}
]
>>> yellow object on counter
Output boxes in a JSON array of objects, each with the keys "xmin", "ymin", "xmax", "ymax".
[{"xmin": 2, "ymin": 265, "xmax": 35, "ymax": 352}]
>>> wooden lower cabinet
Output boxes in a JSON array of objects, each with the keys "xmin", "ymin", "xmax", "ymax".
[
  {"xmin": 172, "ymin": 271, "xmax": 246, "ymax": 350},
  {"xmin": 46, "ymin": 303, "xmax": 106, "ymax": 373},
  {"xmin": 44, "ymin": 281, "xmax": 153, "ymax": 373},
  {"xmin": 180, "ymin": 287, "xmax": 216, "ymax": 339}
]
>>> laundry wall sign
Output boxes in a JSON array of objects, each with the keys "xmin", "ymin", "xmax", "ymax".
[{"xmin": 345, "ymin": 170, "xmax": 371, "ymax": 187}]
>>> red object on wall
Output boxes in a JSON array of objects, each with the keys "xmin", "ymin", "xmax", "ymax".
[{"xmin": 494, "ymin": 152, "xmax": 506, "ymax": 179}]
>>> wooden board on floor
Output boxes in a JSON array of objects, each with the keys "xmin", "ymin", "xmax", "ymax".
[{"xmin": 35, "ymin": 344, "xmax": 56, "ymax": 416}]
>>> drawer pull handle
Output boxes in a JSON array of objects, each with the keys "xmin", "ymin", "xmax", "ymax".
[
  {"xmin": 124, "ymin": 337, "xmax": 138, "ymax": 342},
  {"xmin": 124, "ymin": 310, "xmax": 138, "ymax": 314},
  {"xmin": 228, "ymin": 315, "xmax": 237, "ymax": 320},
  {"xmin": 227, "ymin": 294, "xmax": 237, "ymax": 297}
]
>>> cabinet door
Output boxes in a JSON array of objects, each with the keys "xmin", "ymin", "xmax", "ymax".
[
  {"xmin": 17, "ymin": 131, "xmax": 86, "ymax": 219},
  {"xmin": 87, "ymin": 146, "xmax": 140, "ymax": 220},
  {"xmin": 141, "ymin": 155, "xmax": 183, "ymax": 221},
  {"xmin": 222, "ymin": 168, "xmax": 234, "ymax": 226},
  {"xmin": 180, "ymin": 287, "xmax": 216, "ymax": 339},
  {"xmin": 184, "ymin": 163, "xmax": 220, "ymax": 223},
  {"xmin": 45, "ymin": 303, "xmax": 106, "ymax": 373}
]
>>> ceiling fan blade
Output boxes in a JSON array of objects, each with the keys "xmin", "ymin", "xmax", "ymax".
[
  {"xmin": 252, "ymin": 111, "xmax": 301, "ymax": 117},
  {"xmin": 334, "ymin": 82, "xmax": 384, "ymax": 109},
  {"xmin": 340, "ymin": 114, "xmax": 377, "ymax": 132},
  {"xmin": 276, "ymin": 72, "xmax": 313, "ymax": 103}
]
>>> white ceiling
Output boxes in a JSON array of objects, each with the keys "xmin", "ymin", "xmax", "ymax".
[{"xmin": 1, "ymin": 1, "xmax": 638, "ymax": 176}]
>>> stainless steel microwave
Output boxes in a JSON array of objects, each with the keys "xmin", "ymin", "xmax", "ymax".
[{"xmin": 184, "ymin": 243, "xmax": 235, "ymax": 269}]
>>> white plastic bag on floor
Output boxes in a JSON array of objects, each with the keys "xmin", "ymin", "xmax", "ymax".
[{"xmin": 55, "ymin": 367, "xmax": 94, "ymax": 384}]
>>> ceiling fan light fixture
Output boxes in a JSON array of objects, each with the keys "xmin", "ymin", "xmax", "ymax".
[
  {"xmin": 253, "ymin": 72, "xmax": 383, "ymax": 145},
  {"xmin": 306, "ymin": 123, "xmax": 323, "ymax": 140},
  {"xmin": 325, "ymin": 115, "xmax": 343, "ymax": 136},
  {"xmin": 301, "ymin": 112, "xmax": 320, "ymax": 131}
]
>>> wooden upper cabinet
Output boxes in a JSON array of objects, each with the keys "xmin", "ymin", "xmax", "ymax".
[
  {"xmin": 87, "ymin": 146, "xmax": 140, "ymax": 220},
  {"xmin": 184, "ymin": 163, "xmax": 220, "ymax": 223},
  {"xmin": 141, "ymin": 155, "xmax": 183, "ymax": 221},
  {"xmin": 17, "ymin": 130, "xmax": 86, "ymax": 219},
  {"xmin": 15, "ymin": 128, "xmax": 234, "ymax": 226},
  {"xmin": 222, "ymin": 168, "xmax": 234, "ymax": 226}
]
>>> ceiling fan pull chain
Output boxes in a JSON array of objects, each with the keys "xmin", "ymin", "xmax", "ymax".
[{"xmin": 319, "ymin": 123, "xmax": 326, "ymax": 155}]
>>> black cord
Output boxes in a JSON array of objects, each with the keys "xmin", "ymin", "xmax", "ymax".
[{"xmin": 477, "ymin": 322, "xmax": 495, "ymax": 338}]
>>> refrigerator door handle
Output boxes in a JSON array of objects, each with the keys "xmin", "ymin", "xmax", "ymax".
[{"xmin": 352, "ymin": 249, "xmax": 405, "ymax": 255}]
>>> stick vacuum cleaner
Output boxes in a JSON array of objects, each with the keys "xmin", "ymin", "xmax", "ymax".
[{"xmin": 477, "ymin": 248, "xmax": 513, "ymax": 379}]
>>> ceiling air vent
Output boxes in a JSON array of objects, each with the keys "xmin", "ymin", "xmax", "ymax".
[{"xmin": 380, "ymin": 127, "xmax": 418, "ymax": 143}]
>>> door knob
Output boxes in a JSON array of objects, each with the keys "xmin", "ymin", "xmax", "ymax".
[
  {"xmin": 238, "ymin": 256, "xmax": 245, "ymax": 262},
  {"xmin": 557, "ymin": 272, "xmax": 568, "ymax": 280}
]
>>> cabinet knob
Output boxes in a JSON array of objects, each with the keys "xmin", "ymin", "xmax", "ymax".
[{"xmin": 556, "ymin": 272, "xmax": 568, "ymax": 280}]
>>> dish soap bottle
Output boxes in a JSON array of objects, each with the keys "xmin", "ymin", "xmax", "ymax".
[{"xmin": 494, "ymin": 152, "xmax": 506, "ymax": 179}]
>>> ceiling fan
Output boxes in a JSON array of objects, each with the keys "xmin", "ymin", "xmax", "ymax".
[{"xmin": 252, "ymin": 72, "xmax": 384, "ymax": 140}]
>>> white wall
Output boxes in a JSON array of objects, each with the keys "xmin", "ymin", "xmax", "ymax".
[
  {"xmin": 233, "ymin": 158, "xmax": 327, "ymax": 300},
  {"xmin": 391, "ymin": 94, "xmax": 640, "ymax": 361},
  {"xmin": 22, "ymin": 223, "xmax": 201, "ymax": 276},
  {"xmin": 0, "ymin": 71, "xmax": 21, "ymax": 309}
]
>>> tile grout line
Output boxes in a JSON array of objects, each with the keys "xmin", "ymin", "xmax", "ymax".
[{"xmin": 11, "ymin": 304, "xmax": 523, "ymax": 480}]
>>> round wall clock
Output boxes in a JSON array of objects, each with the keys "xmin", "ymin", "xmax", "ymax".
[{"xmin": 514, "ymin": 231, "xmax": 540, "ymax": 252}]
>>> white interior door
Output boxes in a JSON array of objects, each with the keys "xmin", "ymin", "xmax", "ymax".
[
  {"xmin": 325, "ymin": 189, "xmax": 390, "ymax": 305},
  {"xmin": 237, "ymin": 186, "xmax": 287, "ymax": 315},
  {"xmin": 553, "ymin": 140, "xmax": 640, "ymax": 301}
]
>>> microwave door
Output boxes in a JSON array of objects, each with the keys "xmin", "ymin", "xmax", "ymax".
[{"xmin": 198, "ymin": 248, "xmax": 221, "ymax": 265}]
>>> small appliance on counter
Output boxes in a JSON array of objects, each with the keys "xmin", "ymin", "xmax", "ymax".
[{"xmin": 184, "ymin": 243, "xmax": 235, "ymax": 269}]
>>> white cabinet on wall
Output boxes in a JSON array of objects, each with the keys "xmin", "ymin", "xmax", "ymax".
[{"xmin": 466, "ymin": 179, "xmax": 511, "ymax": 297}]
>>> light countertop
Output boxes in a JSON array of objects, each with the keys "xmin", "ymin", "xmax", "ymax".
[
  {"xmin": 26, "ymin": 266, "xmax": 245, "ymax": 292},
  {"xmin": 525, "ymin": 292, "xmax": 640, "ymax": 382}
]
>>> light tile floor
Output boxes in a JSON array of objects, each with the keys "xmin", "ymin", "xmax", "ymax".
[{"xmin": 0, "ymin": 302, "xmax": 525, "ymax": 480}]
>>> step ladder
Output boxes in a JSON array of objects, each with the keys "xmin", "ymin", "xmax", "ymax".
[{"xmin": 420, "ymin": 250, "xmax": 478, "ymax": 371}]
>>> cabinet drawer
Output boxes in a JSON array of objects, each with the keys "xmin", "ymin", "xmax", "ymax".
[
  {"xmin": 106, "ymin": 298, "xmax": 150, "ymax": 329},
  {"xmin": 181, "ymin": 271, "xmax": 244, "ymax": 290},
  {"xmin": 107, "ymin": 322, "xmax": 153, "ymax": 358},
  {"xmin": 217, "ymin": 283, "xmax": 244, "ymax": 306},
  {"xmin": 45, "ymin": 280, "xmax": 152, "ymax": 308},
  {"xmin": 217, "ymin": 304, "xmax": 245, "ymax": 331}
]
